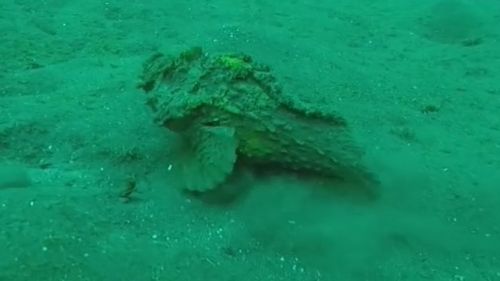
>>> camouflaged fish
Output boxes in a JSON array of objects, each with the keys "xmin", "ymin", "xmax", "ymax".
[{"xmin": 138, "ymin": 47, "xmax": 377, "ymax": 192}]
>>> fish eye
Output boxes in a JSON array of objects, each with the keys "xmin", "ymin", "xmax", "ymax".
[{"xmin": 202, "ymin": 120, "xmax": 220, "ymax": 127}]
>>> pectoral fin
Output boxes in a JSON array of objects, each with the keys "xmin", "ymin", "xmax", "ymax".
[{"xmin": 172, "ymin": 126, "xmax": 237, "ymax": 192}]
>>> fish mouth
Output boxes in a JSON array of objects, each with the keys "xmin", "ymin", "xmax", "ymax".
[
  {"xmin": 163, "ymin": 116, "xmax": 221, "ymax": 133},
  {"xmin": 163, "ymin": 117, "xmax": 193, "ymax": 132}
]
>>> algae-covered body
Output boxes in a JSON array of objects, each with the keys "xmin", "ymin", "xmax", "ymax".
[{"xmin": 138, "ymin": 47, "xmax": 376, "ymax": 192}]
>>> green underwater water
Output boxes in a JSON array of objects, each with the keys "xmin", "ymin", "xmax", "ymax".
[{"xmin": 1, "ymin": 0, "xmax": 500, "ymax": 280}]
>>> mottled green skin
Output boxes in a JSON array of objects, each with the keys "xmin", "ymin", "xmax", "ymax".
[{"xmin": 138, "ymin": 47, "xmax": 376, "ymax": 187}]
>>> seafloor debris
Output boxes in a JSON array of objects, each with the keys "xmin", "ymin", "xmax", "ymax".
[{"xmin": 138, "ymin": 47, "xmax": 377, "ymax": 192}]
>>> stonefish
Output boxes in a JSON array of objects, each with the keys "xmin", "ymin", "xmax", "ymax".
[{"xmin": 138, "ymin": 47, "xmax": 377, "ymax": 192}]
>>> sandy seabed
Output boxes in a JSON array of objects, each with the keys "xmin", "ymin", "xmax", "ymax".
[{"xmin": 1, "ymin": 0, "xmax": 500, "ymax": 280}]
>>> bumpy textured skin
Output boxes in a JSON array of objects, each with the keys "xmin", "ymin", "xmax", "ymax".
[{"xmin": 138, "ymin": 47, "xmax": 377, "ymax": 191}]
